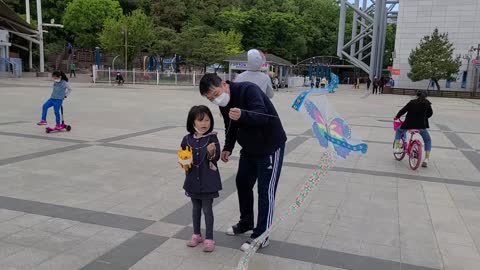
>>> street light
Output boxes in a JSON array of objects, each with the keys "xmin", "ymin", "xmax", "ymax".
[
  {"xmin": 470, "ymin": 44, "xmax": 480, "ymax": 93},
  {"xmin": 121, "ymin": 26, "xmax": 132, "ymax": 70},
  {"xmin": 26, "ymin": 0, "xmax": 63, "ymax": 73}
]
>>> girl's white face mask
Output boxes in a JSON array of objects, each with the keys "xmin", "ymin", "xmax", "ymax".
[
  {"xmin": 194, "ymin": 126, "xmax": 205, "ymax": 135},
  {"xmin": 54, "ymin": 79, "xmax": 61, "ymax": 83}
]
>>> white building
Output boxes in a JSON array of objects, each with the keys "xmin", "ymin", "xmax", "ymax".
[{"xmin": 392, "ymin": 0, "xmax": 480, "ymax": 90}]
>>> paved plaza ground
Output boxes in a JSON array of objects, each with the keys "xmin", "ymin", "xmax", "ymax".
[{"xmin": 0, "ymin": 78, "xmax": 480, "ymax": 270}]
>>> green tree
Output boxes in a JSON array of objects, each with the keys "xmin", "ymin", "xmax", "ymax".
[
  {"xmin": 151, "ymin": 0, "xmax": 188, "ymax": 32},
  {"xmin": 216, "ymin": 9, "xmax": 273, "ymax": 53},
  {"xmin": 175, "ymin": 24, "xmax": 213, "ymax": 70},
  {"xmin": 99, "ymin": 10, "xmax": 156, "ymax": 68},
  {"xmin": 268, "ymin": 12, "xmax": 307, "ymax": 60},
  {"xmin": 299, "ymin": 0, "xmax": 340, "ymax": 57},
  {"xmin": 192, "ymin": 33, "xmax": 228, "ymax": 72},
  {"xmin": 118, "ymin": 0, "xmax": 152, "ymax": 15},
  {"xmin": 216, "ymin": 31, "xmax": 243, "ymax": 56},
  {"xmin": 384, "ymin": 24, "xmax": 396, "ymax": 68},
  {"xmin": 408, "ymin": 28, "xmax": 461, "ymax": 90},
  {"xmin": 64, "ymin": 0, "xmax": 122, "ymax": 48},
  {"xmin": 150, "ymin": 27, "xmax": 177, "ymax": 71}
]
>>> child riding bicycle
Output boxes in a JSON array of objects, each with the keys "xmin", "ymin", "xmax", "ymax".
[{"xmin": 393, "ymin": 91, "xmax": 433, "ymax": 168}]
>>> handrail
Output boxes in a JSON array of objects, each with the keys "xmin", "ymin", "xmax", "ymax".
[
  {"xmin": 386, "ymin": 87, "xmax": 480, "ymax": 99},
  {"xmin": 2, "ymin": 58, "xmax": 17, "ymax": 78}
]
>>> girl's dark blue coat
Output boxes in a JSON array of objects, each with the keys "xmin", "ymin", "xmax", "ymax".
[{"xmin": 181, "ymin": 133, "xmax": 222, "ymax": 197}]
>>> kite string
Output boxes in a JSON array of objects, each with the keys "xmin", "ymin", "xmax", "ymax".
[
  {"xmin": 223, "ymin": 109, "xmax": 279, "ymax": 139},
  {"xmin": 236, "ymin": 150, "xmax": 337, "ymax": 270}
]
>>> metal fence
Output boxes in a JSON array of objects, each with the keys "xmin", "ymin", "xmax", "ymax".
[
  {"xmin": 385, "ymin": 87, "xmax": 480, "ymax": 99},
  {"xmin": 93, "ymin": 67, "xmax": 227, "ymax": 86}
]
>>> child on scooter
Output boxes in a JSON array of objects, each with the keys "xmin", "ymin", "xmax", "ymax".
[{"xmin": 37, "ymin": 71, "xmax": 72, "ymax": 129}]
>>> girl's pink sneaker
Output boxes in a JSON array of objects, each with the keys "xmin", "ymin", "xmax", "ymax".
[
  {"xmin": 37, "ymin": 120, "xmax": 47, "ymax": 125},
  {"xmin": 202, "ymin": 239, "xmax": 215, "ymax": 252},
  {"xmin": 186, "ymin": 234, "xmax": 203, "ymax": 247}
]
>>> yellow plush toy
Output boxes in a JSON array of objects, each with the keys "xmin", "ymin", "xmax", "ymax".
[{"xmin": 178, "ymin": 146, "xmax": 193, "ymax": 171}]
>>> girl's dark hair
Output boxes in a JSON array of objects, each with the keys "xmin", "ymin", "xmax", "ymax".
[
  {"xmin": 186, "ymin": 105, "xmax": 214, "ymax": 134},
  {"xmin": 52, "ymin": 70, "xmax": 69, "ymax": 82}
]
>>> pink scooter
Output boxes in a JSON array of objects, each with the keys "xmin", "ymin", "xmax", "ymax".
[{"xmin": 46, "ymin": 106, "xmax": 72, "ymax": 133}]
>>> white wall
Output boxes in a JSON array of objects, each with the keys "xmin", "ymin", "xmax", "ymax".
[{"xmin": 393, "ymin": 0, "xmax": 480, "ymax": 90}]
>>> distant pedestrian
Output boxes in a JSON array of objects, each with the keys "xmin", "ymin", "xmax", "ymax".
[
  {"xmin": 273, "ymin": 77, "xmax": 279, "ymax": 91},
  {"xmin": 69, "ymin": 63, "xmax": 76, "ymax": 78},
  {"xmin": 373, "ymin": 77, "xmax": 379, "ymax": 94},
  {"xmin": 379, "ymin": 76, "xmax": 385, "ymax": 94},
  {"xmin": 234, "ymin": 49, "xmax": 274, "ymax": 98},
  {"xmin": 366, "ymin": 77, "xmax": 371, "ymax": 90},
  {"xmin": 115, "ymin": 72, "xmax": 124, "ymax": 86}
]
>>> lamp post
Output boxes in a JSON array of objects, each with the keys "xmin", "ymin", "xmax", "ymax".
[
  {"xmin": 463, "ymin": 51, "xmax": 472, "ymax": 89},
  {"xmin": 25, "ymin": 0, "xmax": 32, "ymax": 70},
  {"xmin": 123, "ymin": 26, "xmax": 129, "ymax": 70},
  {"xmin": 471, "ymin": 44, "xmax": 480, "ymax": 93},
  {"xmin": 36, "ymin": 0, "xmax": 44, "ymax": 73}
]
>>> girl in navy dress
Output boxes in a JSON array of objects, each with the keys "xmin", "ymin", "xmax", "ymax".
[{"xmin": 180, "ymin": 105, "xmax": 222, "ymax": 252}]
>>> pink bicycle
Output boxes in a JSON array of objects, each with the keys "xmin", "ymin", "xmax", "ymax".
[{"xmin": 393, "ymin": 118, "xmax": 423, "ymax": 170}]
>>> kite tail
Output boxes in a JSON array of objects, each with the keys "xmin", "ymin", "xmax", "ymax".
[{"xmin": 236, "ymin": 150, "xmax": 337, "ymax": 270}]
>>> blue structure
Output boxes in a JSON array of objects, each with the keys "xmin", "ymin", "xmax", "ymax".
[
  {"xmin": 94, "ymin": 47, "xmax": 100, "ymax": 67},
  {"xmin": 147, "ymin": 56, "xmax": 158, "ymax": 71}
]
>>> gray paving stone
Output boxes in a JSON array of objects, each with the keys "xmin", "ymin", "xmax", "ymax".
[
  {"xmin": 0, "ymin": 223, "xmax": 25, "ymax": 239},
  {"xmin": 0, "ymin": 210, "xmax": 24, "ymax": 223},
  {"xmin": 61, "ymin": 223, "xmax": 108, "ymax": 238},
  {"xmin": 0, "ymin": 247, "xmax": 56, "ymax": 269},
  {"xmin": 34, "ymin": 254, "xmax": 88, "ymax": 270},
  {"xmin": 89, "ymin": 228, "xmax": 137, "ymax": 245},
  {"xmin": 401, "ymin": 247, "xmax": 444, "ymax": 269},
  {"xmin": 175, "ymin": 260, "xmax": 225, "ymax": 270},
  {"xmin": 130, "ymin": 251, "xmax": 184, "ymax": 270},
  {"xmin": 141, "ymin": 221, "xmax": 186, "ymax": 238},
  {"xmin": 2, "ymin": 82, "xmax": 477, "ymax": 270},
  {"xmin": 2, "ymin": 228, "xmax": 53, "ymax": 247},
  {"xmin": 64, "ymin": 238, "xmax": 118, "ymax": 261},
  {"xmin": 32, "ymin": 218, "xmax": 79, "ymax": 233},
  {"xmin": 80, "ymin": 233, "xmax": 168, "ymax": 270},
  {"xmin": 83, "ymin": 212, "xmax": 155, "ymax": 231},
  {"xmin": 2, "ymin": 213, "xmax": 50, "ymax": 228},
  {"xmin": 33, "ymin": 232, "xmax": 86, "ymax": 253},
  {"xmin": 0, "ymin": 242, "xmax": 24, "ymax": 260}
]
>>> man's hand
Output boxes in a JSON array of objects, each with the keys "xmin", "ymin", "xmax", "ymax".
[
  {"xmin": 221, "ymin": 151, "xmax": 231, "ymax": 162},
  {"xmin": 229, "ymin": 108, "xmax": 241, "ymax": 121},
  {"xmin": 207, "ymin": 143, "xmax": 216, "ymax": 156}
]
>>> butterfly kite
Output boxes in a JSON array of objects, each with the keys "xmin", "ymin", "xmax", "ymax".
[{"xmin": 237, "ymin": 73, "xmax": 368, "ymax": 270}]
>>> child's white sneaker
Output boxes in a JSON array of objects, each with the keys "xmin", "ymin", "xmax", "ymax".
[
  {"xmin": 393, "ymin": 146, "xmax": 403, "ymax": 154},
  {"xmin": 422, "ymin": 158, "xmax": 429, "ymax": 168}
]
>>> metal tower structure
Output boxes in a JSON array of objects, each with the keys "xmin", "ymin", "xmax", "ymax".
[{"xmin": 337, "ymin": 0, "xmax": 398, "ymax": 81}]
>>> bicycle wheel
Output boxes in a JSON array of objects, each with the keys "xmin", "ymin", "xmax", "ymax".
[
  {"xmin": 393, "ymin": 138, "xmax": 406, "ymax": 161},
  {"xmin": 409, "ymin": 140, "xmax": 423, "ymax": 170}
]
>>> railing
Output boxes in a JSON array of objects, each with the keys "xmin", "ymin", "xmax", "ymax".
[
  {"xmin": 93, "ymin": 67, "xmax": 228, "ymax": 86},
  {"xmin": 0, "ymin": 58, "xmax": 19, "ymax": 78},
  {"xmin": 384, "ymin": 87, "xmax": 480, "ymax": 99}
]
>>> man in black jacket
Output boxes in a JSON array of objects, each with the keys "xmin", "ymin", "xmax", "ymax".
[{"xmin": 199, "ymin": 73, "xmax": 287, "ymax": 251}]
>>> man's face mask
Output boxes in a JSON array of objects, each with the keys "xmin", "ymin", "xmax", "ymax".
[
  {"xmin": 212, "ymin": 92, "xmax": 230, "ymax": 107},
  {"xmin": 207, "ymin": 84, "xmax": 230, "ymax": 107}
]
